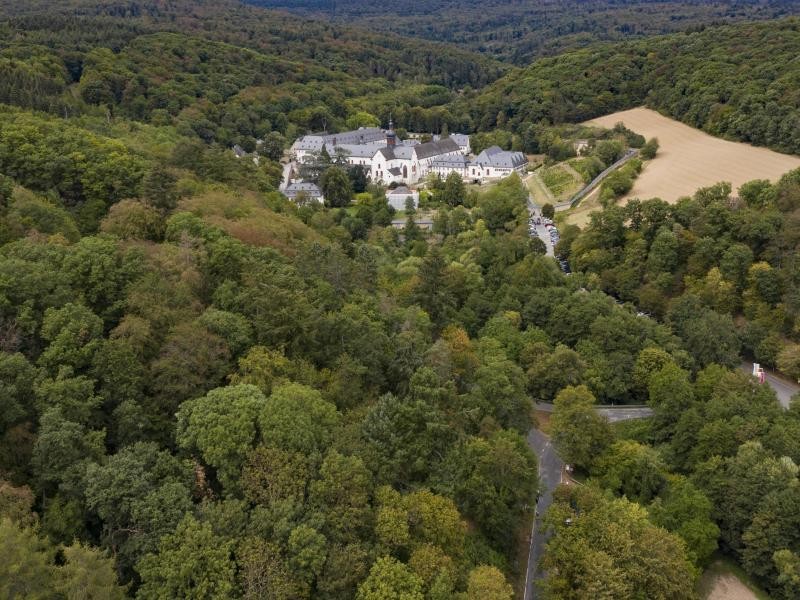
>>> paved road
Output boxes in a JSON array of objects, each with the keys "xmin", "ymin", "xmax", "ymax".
[
  {"xmin": 279, "ymin": 161, "xmax": 294, "ymax": 191},
  {"xmin": 523, "ymin": 403, "xmax": 653, "ymax": 600},
  {"xmin": 527, "ymin": 200, "xmax": 555, "ymax": 257},
  {"xmin": 534, "ymin": 402, "xmax": 654, "ymax": 422},
  {"xmin": 524, "ymin": 428, "xmax": 562, "ymax": 600},
  {"xmin": 566, "ymin": 148, "xmax": 639, "ymax": 208},
  {"xmin": 740, "ymin": 361, "xmax": 799, "ymax": 409}
]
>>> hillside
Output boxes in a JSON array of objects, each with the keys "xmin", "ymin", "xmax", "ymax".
[
  {"xmin": 0, "ymin": 0, "xmax": 505, "ymax": 87},
  {"xmin": 0, "ymin": 0, "xmax": 503, "ymax": 147},
  {"xmin": 243, "ymin": 0, "xmax": 800, "ymax": 64},
  {"xmin": 466, "ymin": 18, "xmax": 800, "ymax": 156},
  {"xmin": 587, "ymin": 107, "xmax": 800, "ymax": 203},
  {"xmin": 1, "ymin": 3, "xmax": 800, "ymax": 600}
]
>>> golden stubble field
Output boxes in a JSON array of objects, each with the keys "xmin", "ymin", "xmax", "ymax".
[{"xmin": 587, "ymin": 107, "xmax": 800, "ymax": 204}]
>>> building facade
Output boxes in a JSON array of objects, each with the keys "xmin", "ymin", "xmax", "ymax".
[{"xmin": 289, "ymin": 125, "xmax": 527, "ymax": 191}]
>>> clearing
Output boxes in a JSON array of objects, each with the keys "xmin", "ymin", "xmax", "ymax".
[
  {"xmin": 696, "ymin": 557, "xmax": 771, "ymax": 600},
  {"xmin": 587, "ymin": 107, "xmax": 800, "ymax": 203},
  {"xmin": 539, "ymin": 164, "xmax": 582, "ymax": 200}
]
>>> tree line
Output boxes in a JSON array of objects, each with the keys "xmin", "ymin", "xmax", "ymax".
[{"xmin": 464, "ymin": 18, "xmax": 800, "ymax": 155}]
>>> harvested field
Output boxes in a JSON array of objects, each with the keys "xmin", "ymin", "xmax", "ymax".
[{"xmin": 587, "ymin": 107, "xmax": 800, "ymax": 203}]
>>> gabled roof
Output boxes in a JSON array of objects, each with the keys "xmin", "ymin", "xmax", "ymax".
[
  {"xmin": 334, "ymin": 143, "xmax": 383, "ymax": 158},
  {"xmin": 293, "ymin": 127, "xmax": 385, "ymax": 152},
  {"xmin": 388, "ymin": 185, "xmax": 415, "ymax": 196},
  {"xmin": 284, "ymin": 182, "xmax": 322, "ymax": 198},
  {"xmin": 474, "ymin": 145, "xmax": 527, "ymax": 168},
  {"xmin": 414, "ymin": 138, "xmax": 460, "ymax": 160},
  {"xmin": 377, "ymin": 145, "xmax": 415, "ymax": 161},
  {"xmin": 431, "ymin": 154, "xmax": 469, "ymax": 168}
]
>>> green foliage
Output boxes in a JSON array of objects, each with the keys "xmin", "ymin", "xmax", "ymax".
[
  {"xmin": 467, "ymin": 19, "xmax": 800, "ymax": 155},
  {"xmin": 356, "ymin": 556, "xmax": 425, "ymax": 600},
  {"xmin": 136, "ymin": 514, "xmax": 236, "ymax": 600},
  {"xmin": 177, "ymin": 384, "xmax": 267, "ymax": 493},
  {"xmin": 541, "ymin": 484, "xmax": 697, "ymax": 599},
  {"xmin": 465, "ymin": 565, "xmax": 514, "ymax": 600},
  {"xmin": 434, "ymin": 431, "xmax": 538, "ymax": 551},
  {"xmin": 640, "ymin": 137, "xmax": 659, "ymax": 160},
  {"xmin": 259, "ymin": 383, "xmax": 340, "ymax": 455},
  {"xmin": 5, "ymin": 190, "xmax": 81, "ymax": 242},
  {"xmin": 649, "ymin": 476, "xmax": 719, "ymax": 567},
  {"xmin": 0, "ymin": 517, "xmax": 57, "ymax": 599},
  {"xmin": 550, "ymin": 385, "xmax": 613, "ymax": 470},
  {"xmin": 593, "ymin": 439, "xmax": 667, "ymax": 504},
  {"xmin": 4, "ymin": 4, "xmax": 800, "ymax": 597},
  {"xmin": 540, "ymin": 165, "xmax": 581, "ymax": 201},
  {"xmin": 320, "ymin": 166, "xmax": 353, "ymax": 208},
  {"xmin": 58, "ymin": 543, "xmax": 128, "ymax": 600},
  {"xmin": 250, "ymin": 0, "xmax": 800, "ymax": 65},
  {"xmin": 0, "ymin": 108, "xmax": 147, "ymax": 230}
]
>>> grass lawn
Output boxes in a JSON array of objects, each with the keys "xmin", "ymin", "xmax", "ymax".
[
  {"xmin": 527, "ymin": 172, "xmax": 554, "ymax": 205},
  {"xmin": 696, "ymin": 555, "xmax": 771, "ymax": 600},
  {"xmin": 533, "ymin": 409, "xmax": 552, "ymax": 435},
  {"xmin": 539, "ymin": 165, "xmax": 582, "ymax": 201}
]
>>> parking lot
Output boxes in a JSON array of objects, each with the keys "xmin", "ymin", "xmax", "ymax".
[{"xmin": 528, "ymin": 207, "xmax": 570, "ymax": 273}]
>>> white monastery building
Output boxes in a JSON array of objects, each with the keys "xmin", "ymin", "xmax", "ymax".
[
  {"xmin": 289, "ymin": 121, "xmax": 527, "ymax": 187},
  {"xmin": 386, "ymin": 186, "xmax": 420, "ymax": 211}
]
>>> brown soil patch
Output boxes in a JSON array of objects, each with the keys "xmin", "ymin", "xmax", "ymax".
[{"xmin": 704, "ymin": 573, "xmax": 760, "ymax": 600}]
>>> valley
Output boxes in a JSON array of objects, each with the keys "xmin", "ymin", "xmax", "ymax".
[{"xmin": 1, "ymin": 2, "xmax": 800, "ymax": 600}]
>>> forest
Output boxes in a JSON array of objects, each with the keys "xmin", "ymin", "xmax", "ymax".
[
  {"xmin": 463, "ymin": 18, "xmax": 800, "ymax": 155},
  {"xmin": 549, "ymin": 171, "xmax": 800, "ymax": 598},
  {"xmin": 244, "ymin": 0, "xmax": 800, "ymax": 64},
  {"xmin": 1, "ymin": 0, "xmax": 800, "ymax": 598}
]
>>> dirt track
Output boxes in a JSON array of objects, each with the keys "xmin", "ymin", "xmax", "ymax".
[
  {"xmin": 587, "ymin": 107, "xmax": 800, "ymax": 203},
  {"xmin": 704, "ymin": 573, "xmax": 759, "ymax": 600}
]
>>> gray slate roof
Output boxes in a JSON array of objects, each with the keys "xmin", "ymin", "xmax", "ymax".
[
  {"xmin": 474, "ymin": 145, "xmax": 527, "ymax": 168},
  {"xmin": 284, "ymin": 182, "xmax": 323, "ymax": 198},
  {"xmin": 294, "ymin": 127, "xmax": 385, "ymax": 151},
  {"xmin": 414, "ymin": 138, "xmax": 460, "ymax": 160},
  {"xmin": 388, "ymin": 186, "xmax": 413, "ymax": 196},
  {"xmin": 431, "ymin": 154, "xmax": 470, "ymax": 168},
  {"xmin": 333, "ymin": 143, "xmax": 383, "ymax": 158},
  {"xmin": 449, "ymin": 133, "xmax": 470, "ymax": 147},
  {"xmin": 377, "ymin": 145, "xmax": 415, "ymax": 161}
]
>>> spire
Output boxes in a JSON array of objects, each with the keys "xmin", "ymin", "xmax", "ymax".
[{"xmin": 386, "ymin": 114, "xmax": 396, "ymax": 147}]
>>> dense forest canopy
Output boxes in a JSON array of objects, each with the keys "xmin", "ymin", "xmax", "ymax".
[
  {"xmin": 244, "ymin": 0, "xmax": 800, "ymax": 64},
  {"xmin": 0, "ymin": 0, "xmax": 505, "ymax": 87},
  {"xmin": 463, "ymin": 18, "xmax": 800, "ymax": 155},
  {"xmin": 548, "ymin": 172, "xmax": 800, "ymax": 598},
  {"xmin": 0, "ymin": 0, "xmax": 503, "ymax": 148},
  {"xmin": 1, "ymin": 1, "xmax": 800, "ymax": 598}
]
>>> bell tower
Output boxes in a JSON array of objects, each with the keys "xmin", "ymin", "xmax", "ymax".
[{"xmin": 386, "ymin": 116, "xmax": 396, "ymax": 148}]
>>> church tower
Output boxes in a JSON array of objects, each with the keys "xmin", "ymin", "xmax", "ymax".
[{"xmin": 386, "ymin": 117, "xmax": 396, "ymax": 148}]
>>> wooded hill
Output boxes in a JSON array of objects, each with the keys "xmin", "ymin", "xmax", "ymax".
[
  {"xmin": 244, "ymin": 0, "xmax": 800, "ymax": 65},
  {"xmin": 463, "ymin": 18, "xmax": 800, "ymax": 155},
  {"xmin": 1, "ymin": 2, "xmax": 800, "ymax": 598},
  {"xmin": 0, "ymin": 0, "xmax": 503, "ymax": 149}
]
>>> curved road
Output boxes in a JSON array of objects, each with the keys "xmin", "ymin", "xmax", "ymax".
[
  {"xmin": 523, "ymin": 404, "xmax": 653, "ymax": 600},
  {"xmin": 739, "ymin": 361, "xmax": 799, "ymax": 409},
  {"xmin": 525, "ymin": 368, "xmax": 797, "ymax": 599}
]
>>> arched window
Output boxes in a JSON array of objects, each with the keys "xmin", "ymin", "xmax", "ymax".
[{"xmin": 403, "ymin": 165, "xmax": 408, "ymax": 178}]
